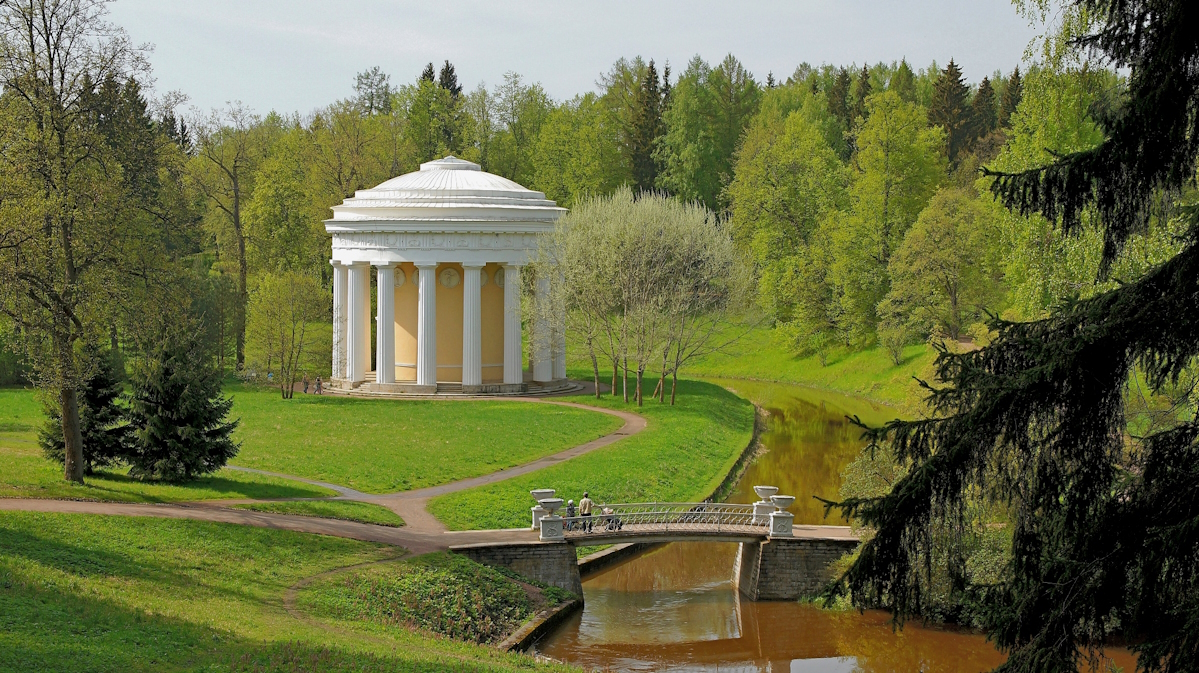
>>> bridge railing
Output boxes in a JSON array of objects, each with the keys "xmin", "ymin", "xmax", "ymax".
[{"xmin": 558, "ymin": 502, "xmax": 766, "ymax": 539}]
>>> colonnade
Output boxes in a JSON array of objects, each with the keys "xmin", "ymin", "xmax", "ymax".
[{"xmin": 330, "ymin": 260, "xmax": 564, "ymax": 391}]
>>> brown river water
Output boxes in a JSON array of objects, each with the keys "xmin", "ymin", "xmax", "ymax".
[{"xmin": 537, "ymin": 379, "xmax": 1136, "ymax": 672}]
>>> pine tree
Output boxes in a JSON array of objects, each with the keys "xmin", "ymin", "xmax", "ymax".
[
  {"xmin": 928, "ymin": 59, "xmax": 971, "ymax": 162},
  {"xmin": 831, "ymin": 2, "xmax": 1199, "ymax": 672},
  {"xmin": 998, "ymin": 66, "xmax": 1023, "ymax": 128},
  {"xmin": 39, "ymin": 345, "xmax": 129, "ymax": 474},
  {"xmin": 419, "ymin": 62, "xmax": 435, "ymax": 83},
  {"xmin": 124, "ymin": 325, "xmax": 239, "ymax": 481},
  {"xmin": 971, "ymin": 76, "xmax": 997, "ymax": 139},
  {"xmin": 438, "ymin": 60, "xmax": 462, "ymax": 100},
  {"xmin": 766, "ymin": 71, "xmax": 776, "ymax": 89}
]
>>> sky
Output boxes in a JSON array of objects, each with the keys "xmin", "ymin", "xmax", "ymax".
[{"xmin": 108, "ymin": 0, "xmax": 1041, "ymax": 117}]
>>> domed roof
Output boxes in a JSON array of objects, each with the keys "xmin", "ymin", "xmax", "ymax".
[{"xmin": 327, "ymin": 156, "xmax": 564, "ymax": 229}]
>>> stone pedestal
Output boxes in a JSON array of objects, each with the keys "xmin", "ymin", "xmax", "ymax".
[
  {"xmin": 753, "ymin": 501, "xmax": 775, "ymax": 525},
  {"xmin": 531, "ymin": 505, "xmax": 548, "ymax": 530},
  {"xmin": 769, "ymin": 511, "xmax": 794, "ymax": 538},
  {"xmin": 539, "ymin": 515, "xmax": 564, "ymax": 541}
]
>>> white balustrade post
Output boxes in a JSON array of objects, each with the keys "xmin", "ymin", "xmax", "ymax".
[
  {"xmin": 533, "ymin": 271, "xmax": 553, "ymax": 383},
  {"xmin": 503, "ymin": 264, "xmax": 523, "ymax": 386},
  {"xmin": 374, "ymin": 263, "xmax": 395, "ymax": 385},
  {"xmin": 462, "ymin": 263, "xmax": 483, "ymax": 388},
  {"xmin": 346, "ymin": 262, "xmax": 369, "ymax": 383},
  {"xmin": 331, "ymin": 261, "xmax": 347, "ymax": 380},
  {"xmin": 416, "ymin": 263, "xmax": 438, "ymax": 388}
]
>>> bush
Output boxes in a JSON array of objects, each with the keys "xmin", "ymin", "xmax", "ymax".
[
  {"xmin": 38, "ymin": 345, "xmax": 129, "ymax": 474},
  {"xmin": 124, "ymin": 326, "xmax": 239, "ymax": 481}
]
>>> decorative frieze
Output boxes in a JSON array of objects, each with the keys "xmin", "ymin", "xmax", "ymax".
[{"xmin": 332, "ymin": 231, "xmax": 541, "ymax": 253}]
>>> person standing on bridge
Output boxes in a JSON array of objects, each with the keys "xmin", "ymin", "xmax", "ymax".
[{"xmin": 579, "ymin": 492, "xmax": 594, "ymax": 532}]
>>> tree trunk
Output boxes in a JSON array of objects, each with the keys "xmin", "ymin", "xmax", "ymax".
[
  {"xmin": 589, "ymin": 345, "xmax": 601, "ymax": 399},
  {"xmin": 611, "ymin": 358, "xmax": 618, "ymax": 397},
  {"xmin": 234, "ymin": 177, "xmax": 247, "ymax": 371},
  {"xmin": 60, "ymin": 387, "xmax": 85, "ymax": 484},
  {"xmin": 622, "ymin": 355, "xmax": 629, "ymax": 403},
  {"xmin": 670, "ymin": 370, "xmax": 679, "ymax": 406},
  {"xmin": 635, "ymin": 367, "xmax": 643, "ymax": 407}
]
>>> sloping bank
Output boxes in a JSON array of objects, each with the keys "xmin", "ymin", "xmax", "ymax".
[{"xmin": 427, "ymin": 378, "xmax": 756, "ymax": 531}]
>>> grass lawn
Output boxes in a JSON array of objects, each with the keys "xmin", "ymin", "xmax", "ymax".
[
  {"xmin": 0, "ymin": 511, "xmax": 575, "ymax": 672},
  {"xmin": 228, "ymin": 384, "xmax": 623, "ymax": 494},
  {"xmin": 231, "ymin": 500, "xmax": 405, "ymax": 527},
  {"xmin": 681, "ymin": 324, "xmax": 937, "ymax": 411},
  {"xmin": 428, "ymin": 377, "xmax": 755, "ymax": 530},
  {"xmin": 0, "ymin": 388, "xmax": 335, "ymax": 502}
]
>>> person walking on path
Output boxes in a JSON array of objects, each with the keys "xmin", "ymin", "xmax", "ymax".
[
  {"xmin": 315, "ymin": 376, "xmax": 323, "ymax": 395},
  {"xmin": 579, "ymin": 492, "xmax": 594, "ymax": 532},
  {"xmin": 302, "ymin": 374, "xmax": 310, "ymax": 394}
]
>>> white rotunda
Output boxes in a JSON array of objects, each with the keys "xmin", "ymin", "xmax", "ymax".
[{"xmin": 326, "ymin": 156, "xmax": 568, "ymax": 395}]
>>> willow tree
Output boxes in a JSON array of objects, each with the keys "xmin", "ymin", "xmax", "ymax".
[{"xmin": 829, "ymin": 2, "xmax": 1199, "ymax": 672}]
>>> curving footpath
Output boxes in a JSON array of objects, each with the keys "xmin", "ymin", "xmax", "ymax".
[{"xmin": 0, "ymin": 394, "xmax": 647, "ymax": 555}]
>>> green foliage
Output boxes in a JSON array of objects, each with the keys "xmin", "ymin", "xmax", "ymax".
[
  {"xmin": 38, "ymin": 345, "xmax": 129, "ymax": 473},
  {"xmin": 232, "ymin": 500, "xmax": 406, "ymax": 527},
  {"xmin": 928, "ymin": 59, "xmax": 973, "ymax": 163},
  {"xmin": 531, "ymin": 94, "xmax": 624, "ymax": 208},
  {"xmin": 429, "ymin": 378, "xmax": 754, "ymax": 530},
  {"xmin": 302, "ymin": 552, "xmax": 533, "ymax": 644},
  {"xmin": 246, "ymin": 271, "xmax": 328, "ymax": 398},
  {"xmin": 125, "ymin": 326, "xmax": 239, "ymax": 481},
  {"xmin": 243, "ymin": 130, "xmax": 328, "ymax": 274}
]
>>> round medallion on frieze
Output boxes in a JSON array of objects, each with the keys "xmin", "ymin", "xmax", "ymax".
[
  {"xmin": 480, "ymin": 268, "xmax": 490, "ymax": 286},
  {"xmin": 494, "ymin": 268, "xmax": 506, "ymax": 288},
  {"xmin": 395, "ymin": 268, "xmax": 406, "ymax": 287},
  {"xmin": 439, "ymin": 268, "xmax": 460, "ymax": 289}
]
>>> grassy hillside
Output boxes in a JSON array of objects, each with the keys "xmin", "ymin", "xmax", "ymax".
[
  {"xmin": 0, "ymin": 511, "xmax": 573, "ymax": 673},
  {"xmin": 680, "ymin": 325, "xmax": 937, "ymax": 412},
  {"xmin": 429, "ymin": 378, "xmax": 755, "ymax": 530}
]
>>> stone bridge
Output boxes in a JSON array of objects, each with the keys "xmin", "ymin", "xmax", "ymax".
[{"xmin": 451, "ymin": 498, "xmax": 859, "ymax": 602}]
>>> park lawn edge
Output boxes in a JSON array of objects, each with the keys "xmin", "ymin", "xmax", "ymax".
[{"xmin": 231, "ymin": 500, "xmax": 406, "ymax": 527}]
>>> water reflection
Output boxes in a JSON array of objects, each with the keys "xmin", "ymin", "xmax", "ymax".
[{"xmin": 539, "ymin": 381, "xmax": 1135, "ymax": 672}]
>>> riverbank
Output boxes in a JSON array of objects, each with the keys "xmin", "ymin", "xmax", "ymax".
[{"xmin": 681, "ymin": 325, "xmax": 936, "ymax": 413}]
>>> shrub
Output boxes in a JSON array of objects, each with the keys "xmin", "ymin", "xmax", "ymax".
[{"xmin": 38, "ymin": 345, "xmax": 129, "ymax": 473}]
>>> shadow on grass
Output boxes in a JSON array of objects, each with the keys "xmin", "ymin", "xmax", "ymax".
[{"xmin": 76, "ymin": 470, "xmax": 329, "ymax": 502}]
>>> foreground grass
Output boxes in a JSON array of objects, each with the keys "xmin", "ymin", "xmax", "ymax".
[
  {"xmin": 232, "ymin": 500, "xmax": 405, "ymax": 527},
  {"xmin": 301, "ymin": 551, "xmax": 570, "ymax": 645},
  {"xmin": 230, "ymin": 385, "xmax": 623, "ymax": 494},
  {"xmin": 429, "ymin": 378, "xmax": 755, "ymax": 530},
  {"xmin": 0, "ymin": 512, "xmax": 574, "ymax": 673},
  {"xmin": 0, "ymin": 389, "xmax": 334, "ymax": 502},
  {"xmin": 682, "ymin": 325, "xmax": 936, "ymax": 411}
]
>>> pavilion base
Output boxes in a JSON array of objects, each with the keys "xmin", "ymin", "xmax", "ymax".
[
  {"xmin": 327, "ymin": 374, "xmax": 582, "ymax": 399},
  {"xmin": 367, "ymin": 382, "xmax": 438, "ymax": 395}
]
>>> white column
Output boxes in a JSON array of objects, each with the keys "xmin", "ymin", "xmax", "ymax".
[
  {"xmin": 374, "ymin": 263, "xmax": 396, "ymax": 385},
  {"xmin": 331, "ymin": 261, "xmax": 347, "ymax": 380},
  {"xmin": 462, "ymin": 263, "xmax": 483, "ymax": 388},
  {"xmin": 533, "ymin": 271, "xmax": 553, "ymax": 383},
  {"xmin": 346, "ymin": 262, "xmax": 368, "ymax": 383},
  {"xmin": 553, "ymin": 271, "xmax": 567, "ymax": 380},
  {"xmin": 503, "ymin": 264, "xmax": 523, "ymax": 385},
  {"xmin": 416, "ymin": 263, "xmax": 438, "ymax": 387}
]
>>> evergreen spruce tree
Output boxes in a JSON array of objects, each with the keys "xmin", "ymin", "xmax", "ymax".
[
  {"xmin": 419, "ymin": 62, "xmax": 435, "ymax": 83},
  {"xmin": 39, "ymin": 345, "xmax": 129, "ymax": 474},
  {"xmin": 827, "ymin": 67, "xmax": 852, "ymax": 130},
  {"xmin": 124, "ymin": 325, "xmax": 239, "ymax": 482},
  {"xmin": 830, "ymin": 2, "xmax": 1199, "ymax": 672},
  {"xmin": 998, "ymin": 66, "xmax": 1023, "ymax": 128},
  {"xmin": 438, "ymin": 60, "xmax": 462, "ymax": 100},
  {"xmin": 850, "ymin": 64, "xmax": 872, "ymax": 125},
  {"xmin": 928, "ymin": 59, "xmax": 971, "ymax": 162},
  {"xmin": 627, "ymin": 59, "xmax": 665, "ymax": 193},
  {"xmin": 890, "ymin": 59, "xmax": 917, "ymax": 103},
  {"xmin": 971, "ymin": 76, "xmax": 997, "ymax": 139}
]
